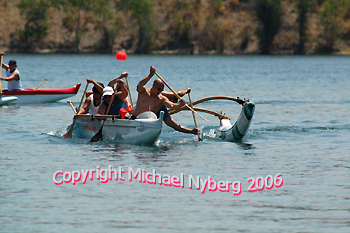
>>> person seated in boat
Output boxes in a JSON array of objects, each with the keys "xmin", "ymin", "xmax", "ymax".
[
  {"xmin": 97, "ymin": 73, "xmax": 129, "ymax": 116},
  {"xmin": 78, "ymin": 79, "xmax": 104, "ymax": 115},
  {"xmin": 0, "ymin": 55, "xmax": 22, "ymax": 91},
  {"xmin": 161, "ymin": 88, "xmax": 191, "ymax": 103},
  {"xmin": 130, "ymin": 66, "xmax": 199, "ymax": 135},
  {"xmin": 110, "ymin": 76, "xmax": 132, "ymax": 113}
]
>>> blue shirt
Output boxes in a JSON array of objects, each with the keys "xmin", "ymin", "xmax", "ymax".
[{"xmin": 102, "ymin": 94, "xmax": 125, "ymax": 115}]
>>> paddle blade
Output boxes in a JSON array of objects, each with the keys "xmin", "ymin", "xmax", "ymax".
[
  {"xmin": 90, "ymin": 127, "xmax": 103, "ymax": 142},
  {"xmin": 62, "ymin": 118, "xmax": 77, "ymax": 139},
  {"xmin": 197, "ymin": 128, "xmax": 203, "ymax": 141},
  {"xmin": 62, "ymin": 127, "xmax": 73, "ymax": 138}
]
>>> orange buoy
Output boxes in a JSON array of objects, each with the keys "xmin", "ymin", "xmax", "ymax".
[{"xmin": 116, "ymin": 51, "xmax": 127, "ymax": 60}]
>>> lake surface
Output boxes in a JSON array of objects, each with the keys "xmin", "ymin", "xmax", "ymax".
[{"xmin": 1, "ymin": 54, "xmax": 349, "ymax": 232}]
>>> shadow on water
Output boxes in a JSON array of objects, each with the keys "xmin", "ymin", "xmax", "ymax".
[{"xmin": 236, "ymin": 141, "xmax": 254, "ymax": 150}]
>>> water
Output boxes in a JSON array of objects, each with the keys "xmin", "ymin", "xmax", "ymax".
[{"xmin": 1, "ymin": 54, "xmax": 349, "ymax": 232}]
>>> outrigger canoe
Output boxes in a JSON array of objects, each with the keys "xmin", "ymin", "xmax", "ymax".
[
  {"xmin": 64, "ymin": 95, "xmax": 254, "ymax": 144},
  {"xmin": 73, "ymin": 111, "xmax": 164, "ymax": 145},
  {"xmin": 1, "ymin": 83, "xmax": 81, "ymax": 104},
  {"xmin": 169, "ymin": 96, "xmax": 255, "ymax": 142}
]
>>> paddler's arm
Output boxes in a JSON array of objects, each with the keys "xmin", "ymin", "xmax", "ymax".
[
  {"xmin": 108, "ymin": 72, "xmax": 128, "ymax": 88},
  {"xmin": 163, "ymin": 96, "xmax": 186, "ymax": 111},
  {"xmin": 136, "ymin": 66, "xmax": 155, "ymax": 93},
  {"xmin": 78, "ymin": 97, "xmax": 91, "ymax": 114},
  {"xmin": 116, "ymin": 79, "xmax": 128, "ymax": 100},
  {"xmin": 87, "ymin": 78, "xmax": 103, "ymax": 95},
  {"xmin": 97, "ymin": 103, "xmax": 107, "ymax": 115},
  {"xmin": 163, "ymin": 116, "xmax": 199, "ymax": 135},
  {"xmin": 175, "ymin": 88, "xmax": 191, "ymax": 97},
  {"xmin": 1, "ymin": 64, "xmax": 9, "ymax": 70},
  {"xmin": 0, "ymin": 72, "xmax": 19, "ymax": 81}
]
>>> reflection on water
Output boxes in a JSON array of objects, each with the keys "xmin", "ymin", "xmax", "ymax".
[{"xmin": 236, "ymin": 142, "xmax": 254, "ymax": 150}]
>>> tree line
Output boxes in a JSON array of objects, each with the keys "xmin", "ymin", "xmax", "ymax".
[{"xmin": 2, "ymin": 0, "xmax": 350, "ymax": 54}]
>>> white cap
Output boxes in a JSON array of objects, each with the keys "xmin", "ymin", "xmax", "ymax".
[{"xmin": 103, "ymin": 86, "xmax": 114, "ymax": 96}]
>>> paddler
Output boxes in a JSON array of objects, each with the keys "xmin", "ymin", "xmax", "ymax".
[
  {"xmin": 78, "ymin": 79, "xmax": 104, "ymax": 115},
  {"xmin": 97, "ymin": 72, "xmax": 130, "ymax": 117},
  {"xmin": 0, "ymin": 52, "xmax": 22, "ymax": 91},
  {"xmin": 130, "ymin": 66, "xmax": 199, "ymax": 135}
]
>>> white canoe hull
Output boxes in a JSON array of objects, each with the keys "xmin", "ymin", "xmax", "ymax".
[
  {"xmin": 11, "ymin": 93, "xmax": 77, "ymax": 104},
  {"xmin": 74, "ymin": 112, "xmax": 164, "ymax": 145},
  {"xmin": 0, "ymin": 96, "xmax": 18, "ymax": 106},
  {"xmin": 216, "ymin": 102, "xmax": 255, "ymax": 141}
]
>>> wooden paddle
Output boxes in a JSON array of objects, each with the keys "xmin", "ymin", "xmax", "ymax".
[
  {"xmin": 33, "ymin": 79, "xmax": 47, "ymax": 91},
  {"xmin": 0, "ymin": 54, "xmax": 3, "ymax": 95},
  {"xmin": 154, "ymin": 72, "xmax": 209, "ymax": 122},
  {"xmin": 89, "ymin": 86, "xmax": 118, "ymax": 142},
  {"xmin": 67, "ymin": 100, "xmax": 77, "ymax": 114},
  {"xmin": 62, "ymin": 82, "xmax": 89, "ymax": 138},
  {"xmin": 125, "ymin": 76, "xmax": 133, "ymax": 107},
  {"xmin": 188, "ymin": 92, "xmax": 202, "ymax": 141}
]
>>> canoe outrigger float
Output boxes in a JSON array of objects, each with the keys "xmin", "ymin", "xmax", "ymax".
[
  {"xmin": 1, "ymin": 83, "xmax": 81, "ymax": 104},
  {"xmin": 169, "ymin": 96, "xmax": 255, "ymax": 141}
]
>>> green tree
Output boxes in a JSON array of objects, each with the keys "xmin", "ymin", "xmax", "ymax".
[
  {"xmin": 255, "ymin": 0, "xmax": 283, "ymax": 54},
  {"xmin": 317, "ymin": 0, "xmax": 346, "ymax": 53},
  {"xmin": 16, "ymin": 0, "xmax": 50, "ymax": 51},
  {"xmin": 61, "ymin": 0, "xmax": 91, "ymax": 51},
  {"xmin": 295, "ymin": 0, "xmax": 315, "ymax": 54},
  {"xmin": 93, "ymin": 0, "xmax": 115, "ymax": 52},
  {"xmin": 166, "ymin": 0, "xmax": 199, "ymax": 51},
  {"xmin": 119, "ymin": 0, "xmax": 156, "ymax": 53},
  {"xmin": 59, "ymin": 0, "xmax": 113, "ymax": 52}
]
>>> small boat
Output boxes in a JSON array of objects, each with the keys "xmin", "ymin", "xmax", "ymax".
[
  {"xmin": 0, "ymin": 96, "xmax": 18, "ymax": 106},
  {"xmin": 169, "ymin": 96, "xmax": 255, "ymax": 141},
  {"xmin": 73, "ymin": 111, "xmax": 164, "ymax": 145},
  {"xmin": 1, "ymin": 83, "xmax": 81, "ymax": 104}
]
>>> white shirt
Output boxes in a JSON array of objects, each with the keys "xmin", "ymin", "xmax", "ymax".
[
  {"xmin": 89, "ymin": 95, "xmax": 100, "ymax": 115},
  {"xmin": 6, "ymin": 69, "xmax": 22, "ymax": 91}
]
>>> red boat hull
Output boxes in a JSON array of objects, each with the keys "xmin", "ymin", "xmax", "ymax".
[{"xmin": 2, "ymin": 83, "xmax": 81, "ymax": 104}]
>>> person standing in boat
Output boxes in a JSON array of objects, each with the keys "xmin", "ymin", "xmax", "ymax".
[
  {"xmin": 97, "ymin": 72, "xmax": 129, "ymax": 116},
  {"xmin": 0, "ymin": 54, "xmax": 22, "ymax": 91},
  {"xmin": 131, "ymin": 66, "xmax": 199, "ymax": 135},
  {"xmin": 78, "ymin": 79, "xmax": 104, "ymax": 115}
]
